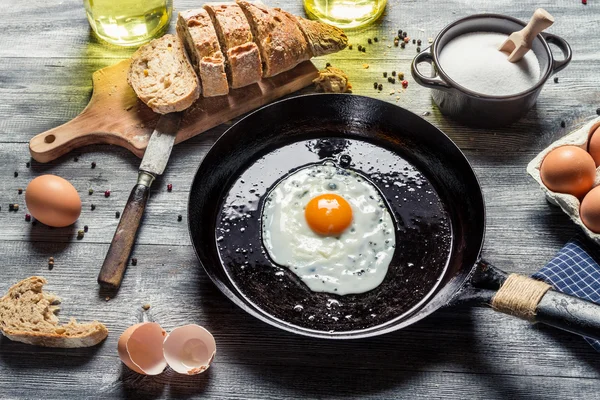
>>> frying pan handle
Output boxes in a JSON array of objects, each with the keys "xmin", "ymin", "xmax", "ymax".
[
  {"xmin": 535, "ymin": 290, "xmax": 600, "ymax": 340},
  {"xmin": 410, "ymin": 48, "xmax": 453, "ymax": 91},
  {"xmin": 542, "ymin": 32, "xmax": 572, "ymax": 75}
]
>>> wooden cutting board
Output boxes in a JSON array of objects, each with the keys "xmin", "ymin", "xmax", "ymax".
[{"xmin": 29, "ymin": 59, "xmax": 319, "ymax": 163}]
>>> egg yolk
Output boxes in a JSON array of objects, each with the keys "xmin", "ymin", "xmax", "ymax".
[{"xmin": 305, "ymin": 194, "xmax": 353, "ymax": 236}]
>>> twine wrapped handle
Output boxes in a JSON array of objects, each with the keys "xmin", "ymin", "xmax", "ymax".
[{"xmin": 491, "ymin": 274, "xmax": 551, "ymax": 321}]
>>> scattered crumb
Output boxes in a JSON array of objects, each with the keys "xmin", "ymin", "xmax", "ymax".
[
  {"xmin": 142, "ymin": 304, "xmax": 151, "ymax": 311},
  {"xmin": 105, "ymin": 297, "xmax": 110, "ymax": 302},
  {"xmin": 389, "ymin": 90, "xmax": 395, "ymax": 95},
  {"xmin": 362, "ymin": 63, "xmax": 369, "ymax": 69},
  {"xmin": 125, "ymin": 105, "xmax": 133, "ymax": 111},
  {"xmin": 313, "ymin": 67, "xmax": 352, "ymax": 93},
  {"xmin": 428, "ymin": 37, "xmax": 433, "ymax": 43}
]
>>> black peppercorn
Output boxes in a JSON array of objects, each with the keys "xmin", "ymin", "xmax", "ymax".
[
  {"xmin": 18, "ymin": 188, "xmax": 22, "ymax": 194},
  {"xmin": 84, "ymin": 225, "xmax": 88, "ymax": 232},
  {"xmin": 77, "ymin": 230, "xmax": 84, "ymax": 240},
  {"xmin": 91, "ymin": 204, "xmax": 96, "ymax": 211},
  {"xmin": 383, "ymin": 72, "xmax": 387, "ymax": 78},
  {"xmin": 391, "ymin": 78, "xmax": 396, "ymax": 84},
  {"xmin": 392, "ymin": 71, "xmax": 396, "ymax": 76},
  {"xmin": 368, "ymin": 38, "xmax": 372, "ymax": 44},
  {"xmin": 74, "ymin": 156, "xmax": 79, "ymax": 162},
  {"xmin": 412, "ymin": 39, "xmax": 416, "ymax": 44},
  {"xmin": 417, "ymin": 39, "xmax": 422, "ymax": 46},
  {"xmin": 374, "ymin": 82, "xmax": 378, "ymax": 89},
  {"xmin": 398, "ymin": 29, "xmax": 402, "ymax": 36},
  {"xmin": 597, "ymin": 108, "xmax": 600, "ymax": 116},
  {"xmin": 361, "ymin": 47, "xmax": 366, "ymax": 53},
  {"xmin": 89, "ymin": 188, "xmax": 94, "ymax": 195},
  {"xmin": 403, "ymin": 32, "xmax": 407, "ymax": 38},
  {"xmin": 325, "ymin": 62, "xmax": 331, "ymax": 68},
  {"xmin": 387, "ymin": 77, "xmax": 392, "ymax": 83},
  {"xmin": 91, "ymin": 162, "xmax": 96, "ymax": 169},
  {"xmin": 14, "ymin": 171, "xmax": 18, "ymax": 178},
  {"xmin": 115, "ymin": 211, "xmax": 120, "ymax": 218},
  {"xmin": 26, "ymin": 162, "xmax": 30, "ymax": 168},
  {"xmin": 560, "ymin": 120, "xmax": 566, "ymax": 128},
  {"xmin": 401, "ymin": 42, "xmax": 406, "ymax": 49},
  {"xmin": 357, "ymin": 45, "xmax": 362, "ymax": 51},
  {"xmin": 417, "ymin": 47, "xmax": 421, "ymax": 53},
  {"xmin": 378, "ymin": 84, "xmax": 383, "ymax": 91},
  {"xmin": 554, "ymin": 77, "xmax": 559, "ymax": 83},
  {"xmin": 131, "ymin": 258, "xmax": 138, "ymax": 266},
  {"xmin": 374, "ymin": 37, "xmax": 378, "ymax": 42},
  {"xmin": 348, "ymin": 44, "xmax": 353, "ymax": 50},
  {"xmin": 177, "ymin": 214, "xmax": 183, "ymax": 222}
]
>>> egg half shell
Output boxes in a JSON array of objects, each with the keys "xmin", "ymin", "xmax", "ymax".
[
  {"xmin": 162, "ymin": 324, "xmax": 216, "ymax": 375},
  {"xmin": 581, "ymin": 186, "xmax": 600, "ymax": 233},
  {"xmin": 540, "ymin": 145, "xmax": 596, "ymax": 198},
  {"xmin": 588, "ymin": 126, "xmax": 600, "ymax": 167},
  {"xmin": 118, "ymin": 322, "xmax": 168, "ymax": 375},
  {"xmin": 25, "ymin": 174, "xmax": 81, "ymax": 227}
]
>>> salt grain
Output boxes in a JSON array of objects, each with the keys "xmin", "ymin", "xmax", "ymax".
[{"xmin": 439, "ymin": 32, "xmax": 540, "ymax": 96}]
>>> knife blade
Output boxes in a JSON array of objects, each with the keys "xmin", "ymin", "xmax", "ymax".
[{"xmin": 98, "ymin": 112, "xmax": 183, "ymax": 290}]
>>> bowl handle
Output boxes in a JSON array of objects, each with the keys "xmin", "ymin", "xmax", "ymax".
[
  {"xmin": 411, "ymin": 47, "xmax": 452, "ymax": 91},
  {"xmin": 542, "ymin": 32, "xmax": 572, "ymax": 74}
]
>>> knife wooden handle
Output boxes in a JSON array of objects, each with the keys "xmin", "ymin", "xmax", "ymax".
[{"xmin": 98, "ymin": 175, "xmax": 152, "ymax": 289}]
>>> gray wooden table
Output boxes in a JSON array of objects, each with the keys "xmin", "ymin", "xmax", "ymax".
[{"xmin": 1, "ymin": 0, "xmax": 599, "ymax": 399}]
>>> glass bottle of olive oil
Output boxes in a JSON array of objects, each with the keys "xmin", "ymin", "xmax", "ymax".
[
  {"xmin": 83, "ymin": 0, "xmax": 172, "ymax": 47},
  {"xmin": 304, "ymin": 0, "xmax": 387, "ymax": 29}
]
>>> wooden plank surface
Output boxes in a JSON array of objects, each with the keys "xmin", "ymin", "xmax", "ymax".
[{"xmin": 1, "ymin": 0, "xmax": 600, "ymax": 399}]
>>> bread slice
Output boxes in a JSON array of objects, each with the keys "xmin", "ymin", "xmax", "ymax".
[
  {"xmin": 176, "ymin": 9, "xmax": 229, "ymax": 97},
  {"xmin": 0, "ymin": 277, "xmax": 108, "ymax": 348},
  {"xmin": 128, "ymin": 34, "xmax": 200, "ymax": 114},
  {"xmin": 292, "ymin": 15, "xmax": 348, "ymax": 57},
  {"xmin": 236, "ymin": 1, "xmax": 311, "ymax": 78},
  {"xmin": 204, "ymin": 3, "xmax": 263, "ymax": 89}
]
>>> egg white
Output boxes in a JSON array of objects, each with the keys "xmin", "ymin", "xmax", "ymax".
[{"xmin": 261, "ymin": 163, "xmax": 396, "ymax": 295}]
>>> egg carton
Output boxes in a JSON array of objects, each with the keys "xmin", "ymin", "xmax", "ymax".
[{"xmin": 527, "ymin": 116, "xmax": 600, "ymax": 243}]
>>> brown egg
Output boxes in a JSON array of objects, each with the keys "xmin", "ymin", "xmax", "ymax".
[
  {"xmin": 117, "ymin": 322, "xmax": 168, "ymax": 375},
  {"xmin": 587, "ymin": 126, "xmax": 600, "ymax": 167},
  {"xmin": 581, "ymin": 186, "xmax": 600, "ymax": 233},
  {"xmin": 25, "ymin": 175, "xmax": 81, "ymax": 227},
  {"xmin": 540, "ymin": 145, "xmax": 597, "ymax": 198}
]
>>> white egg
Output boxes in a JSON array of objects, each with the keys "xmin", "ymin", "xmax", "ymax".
[{"xmin": 261, "ymin": 163, "xmax": 396, "ymax": 295}]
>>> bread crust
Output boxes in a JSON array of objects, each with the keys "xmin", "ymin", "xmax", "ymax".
[
  {"xmin": 177, "ymin": 9, "xmax": 229, "ymax": 97},
  {"xmin": 204, "ymin": 3, "xmax": 263, "ymax": 88},
  {"xmin": 0, "ymin": 277, "xmax": 108, "ymax": 348},
  {"xmin": 236, "ymin": 1, "xmax": 310, "ymax": 78},
  {"xmin": 292, "ymin": 15, "xmax": 348, "ymax": 57}
]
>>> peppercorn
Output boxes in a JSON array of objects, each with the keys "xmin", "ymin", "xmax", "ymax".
[
  {"xmin": 49, "ymin": 257, "xmax": 54, "ymax": 263},
  {"xmin": 177, "ymin": 214, "xmax": 183, "ymax": 222},
  {"xmin": 412, "ymin": 39, "xmax": 416, "ymax": 44},
  {"xmin": 167, "ymin": 183, "xmax": 173, "ymax": 192},
  {"xmin": 325, "ymin": 62, "xmax": 331, "ymax": 68},
  {"xmin": 91, "ymin": 162, "xmax": 96, "ymax": 169},
  {"xmin": 26, "ymin": 162, "xmax": 30, "ymax": 168},
  {"xmin": 403, "ymin": 32, "xmax": 408, "ymax": 38},
  {"xmin": 142, "ymin": 304, "xmax": 151, "ymax": 311},
  {"xmin": 361, "ymin": 47, "xmax": 366, "ymax": 53},
  {"xmin": 374, "ymin": 37, "xmax": 378, "ymax": 43},
  {"xmin": 597, "ymin": 108, "xmax": 600, "ymax": 116},
  {"xmin": 89, "ymin": 188, "xmax": 94, "ymax": 195},
  {"xmin": 84, "ymin": 225, "xmax": 88, "ymax": 232},
  {"xmin": 394, "ymin": 40, "xmax": 399, "ymax": 47},
  {"xmin": 104, "ymin": 190, "xmax": 110, "ymax": 198},
  {"xmin": 74, "ymin": 156, "xmax": 79, "ymax": 162},
  {"xmin": 402, "ymin": 80, "xmax": 409, "ymax": 88},
  {"xmin": 404, "ymin": 37, "xmax": 409, "ymax": 43},
  {"xmin": 115, "ymin": 211, "xmax": 120, "ymax": 218},
  {"xmin": 392, "ymin": 71, "xmax": 396, "ymax": 77},
  {"xmin": 417, "ymin": 39, "xmax": 422, "ymax": 46},
  {"xmin": 378, "ymin": 84, "xmax": 383, "ymax": 91},
  {"xmin": 583, "ymin": 0, "xmax": 587, "ymax": 4},
  {"xmin": 48, "ymin": 258, "xmax": 54, "ymax": 269},
  {"xmin": 401, "ymin": 42, "xmax": 406, "ymax": 49},
  {"xmin": 25, "ymin": 214, "xmax": 31, "ymax": 222},
  {"xmin": 417, "ymin": 47, "xmax": 421, "ymax": 53},
  {"xmin": 374, "ymin": 82, "xmax": 378, "ymax": 89},
  {"xmin": 357, "ymin": 45, "xmax": 362, "ymax": 51},
  {"xmin": 554, "ymin": 77, "xmax": 559, "ymax": 83},
  {"xmin": 368, "ymin": 38, "xmax": 372, "ymax": 44},
  {"xmin": 391, "ymin": 78, "xmax": 396, "ymax": 84},
  {"xmin": 18, "ymin": 188, "xmax": 22, "ymax": 194},
  {"xmin": 398, "ymin": 29, "xmax": 403, "ymax": 36},
  {"xmin": 14, "ymin": 171, "xmax": 18, "ymax": 178},
  {"xmin": 91, "ymin": 204, "xmax": 96, "ymax": 211},
  {"xmin": 131, "ymin": 258, "xmax": 138, "ymax": 266},
  {"xmin": 348, "ymin": 44, "xmax": 353, "ymax": 50},
  {"xmin": 77, "ymin": 230, "xmax": 84, "ymax": 240},
  {"xmin": 9, "ymin": 203, "xmax": 14, "ymax": 211},
  {"xmin": 398, "ymin": 72, "xmax": 405, "ymax": 80},
  {"xmin": 383, "ymin": 72, "xmax": 387, "ymax": 78},
  {"xmin": 13, "ymin": 204, "xmax": 18, "ymax": 211},
  {"xmin": 560, "ymin": 120, "xmax": 566, "ymax": 128}
]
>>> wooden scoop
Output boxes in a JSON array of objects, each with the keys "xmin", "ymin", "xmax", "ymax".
[{"xmin": 499, "ymin": 8, "xmax": 554, "ymax": 63}]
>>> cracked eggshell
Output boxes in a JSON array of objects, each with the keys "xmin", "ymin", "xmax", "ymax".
[
  {"xmin": 527, "ymin": 117, "xmax": 600, "ymax": 243},
  {"xmin": 162, "ymin": 324, "xmax": 216, "ymax": 375},
  {"xmin": 118, "ymin": 322, "xmax": 168, "ymax": 375}
]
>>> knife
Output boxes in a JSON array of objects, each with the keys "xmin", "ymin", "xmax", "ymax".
[{"xmin": 98, "ymin": 112, "xmax": 183, "ymax": 290}]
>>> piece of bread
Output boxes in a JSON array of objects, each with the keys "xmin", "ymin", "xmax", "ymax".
[
  {"xmin": 0, "ymin": 276, "xmax": 108, "ymax": 348},
  {"xmin": 128, "ymin": 34, "xmax": 200, "ymax": 114},
  {"xmin": 292, "ymin": 15, "xmax": 348, "ymax": 57},
  {"xmin": 236, "ymin": 1, "xmax": 311, "ymax": 78},
  {"xmin": 176, "ymin": 9, "xmax": 229, "ymax": 97},
  {"xmin": 204, "ymin": 3, "xmax": 263, "ymax": 89}
]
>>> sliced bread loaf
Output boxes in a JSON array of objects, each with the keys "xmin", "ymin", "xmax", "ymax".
[
  {"xmin": 292, "ymin": 15, "xmax": 348, "ymax": 57},
  {"xmin": 204, "ymin": 3, "xmax": 263, "ymax": 89},
  {"xmin": 128, "ymin": 34, "xmax": 200, "ymax": 114},
  {"xmin": 0, "ymin": 276, "xmax": 108, "ymax": 348},
  {"xmin": 176, "ymin": 9, "xmax": 229, "ymax": 97},
  {"xmin": 236, "ymin": 1, "xmax": 311, "ymax": 78}
]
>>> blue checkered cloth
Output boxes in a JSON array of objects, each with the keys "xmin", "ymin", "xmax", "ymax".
[{"xmin": 532, "ymin": 238, "xmax": 600, "ymax": 351}]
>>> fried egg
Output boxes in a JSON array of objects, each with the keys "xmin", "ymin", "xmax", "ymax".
[{"xmin": 261, "ymin": 163, "xmax": 396, "ymax": 295}]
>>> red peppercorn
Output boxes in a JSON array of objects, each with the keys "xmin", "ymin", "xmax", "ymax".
[
  {"xmin": 167, "ymin": 183, "xmax": 173, "ymax": 192},
  {"xmin": 402, "ymin": 80, "xmax": 409, "ymax": 88},
  {"xmin": 25, "ymin": 214, "xmax": 31, "ymax": 222},
  {"xmin": 403, "ymin": 37, "xmax": 410, "ymax": 43},
  {"xmin": 104, "ymin": 190, "xmax": 111, "ymax": 198},
  {"xmin": 583, "ymin": 0, "xmax": 587, "ymax": 4}
]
